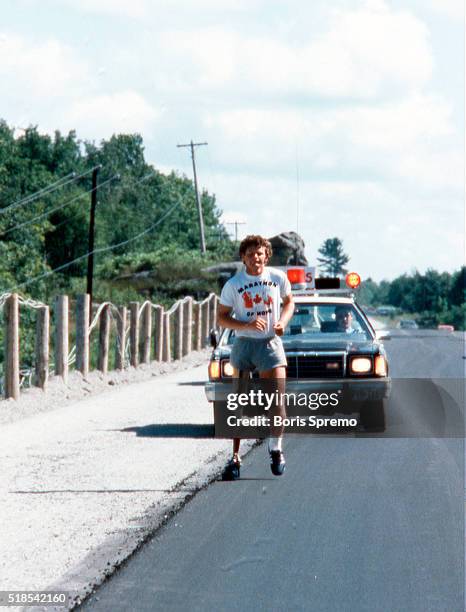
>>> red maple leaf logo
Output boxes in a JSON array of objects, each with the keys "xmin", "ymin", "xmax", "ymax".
[
  {"xmin": 263, "ymin": 295, "xmax": 273, "ymax": 306},
  {"xmin": 253, "ymin": 294, "xmax": 262, "ymax": 304},
  {"xmin": 242, "ymin": 291, "xmax": 253, "ymax": 308}
]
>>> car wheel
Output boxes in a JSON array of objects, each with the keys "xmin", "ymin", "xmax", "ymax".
[{"xmin": 360, "ymin": 400, "xmax": 386, "ymax": 432}]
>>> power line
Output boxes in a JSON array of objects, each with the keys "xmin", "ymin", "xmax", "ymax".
[
  {"xmin": 2, "ymin": 172, "xmax": 75, "ymax": 213},
  {"xmin": 1, "ymin": 166, "xmax": 100, "ymax": 215},
  {"xmin": 176, "ymin": 140, "xmax": 208, "ymax": 254},
  {"xmin": 8, "ymin": 196, "xmax": 183, "ymax": 293},
  {"xmin": 226, "ymin": 220, "xmax": 246, "ymax": 243},
  {"xmin": 46, "ymin": 171, "xmax": 156, "ymax": 232},
  {"xmin": 1, "ymin": 175, "xmax": 119, "ymax": 237}
]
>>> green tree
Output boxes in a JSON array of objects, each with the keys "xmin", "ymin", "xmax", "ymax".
[
  {"xmin": 358, "ymin": 277, "xmax": 379, "ymax": 305},
  {"xmin": 0, "ymin": 120, "xmax": 231, "ymax": 301},
  {"xmin": 317, "ymin": 237, "xmax": 349, "ymax": 276},
  {"xmin": 449, "ymin": 267, "xmax": 465, "ymax": 307}
]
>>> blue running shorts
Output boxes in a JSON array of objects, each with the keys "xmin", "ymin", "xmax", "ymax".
[{"xmin": 229, "ymin": 336, "xmax": 287, "ymax": 372}]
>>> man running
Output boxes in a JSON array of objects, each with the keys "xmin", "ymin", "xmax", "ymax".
[{"xmin": 217, "ymin": 235, "xmax": 294, "ymax": 479}]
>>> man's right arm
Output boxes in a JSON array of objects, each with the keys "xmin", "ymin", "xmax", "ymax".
[{"xmin": 217, "ymin": 304, "xmax": 267, "ymax": 332}]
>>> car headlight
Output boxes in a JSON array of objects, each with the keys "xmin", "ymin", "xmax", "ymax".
[
  {"xmin": 208, "ymin": 361, "xmax": 221, "ymax": 380},
  {"xmin": 374, "ymin": 355, "xmax": 387, "ymax": 377},
  {"xmin": 222, "ymin": 360, "xmax": 234, "ymax": 377},
  {"xmin": 350, "ymin": 357, "xmax": 372, "ymax": 374}
]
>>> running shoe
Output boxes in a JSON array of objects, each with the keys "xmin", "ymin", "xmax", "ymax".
[
  {"xmin": 222, "ymin": 457, "xmax": 241, "ymax": 481},
  {"xmin": 269, "ymin": 450, "xmax": 286, "ymax": 476}
]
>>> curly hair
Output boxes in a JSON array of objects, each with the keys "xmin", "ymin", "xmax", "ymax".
[{"xmin": 238, "ymin": 235, "xmax": 272, "ymax": 260}]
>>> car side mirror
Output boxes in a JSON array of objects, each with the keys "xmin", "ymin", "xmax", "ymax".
[
  {"xmin": 210, "ymin": 329, "xmax": 219, "ymax": 348},
  {"xmin": 376, "ymin": 330, "xmax": 390, "ymax": 341}
]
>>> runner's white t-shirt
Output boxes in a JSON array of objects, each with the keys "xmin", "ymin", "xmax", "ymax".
[{"xmin": 219, "ymin": 267, "xmax": 291, "ymax": 338}]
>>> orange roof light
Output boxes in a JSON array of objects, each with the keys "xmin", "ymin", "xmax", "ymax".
[
  {"xmin": 346, "ymin": 272, "xmax": 361, "ymax": 289},
  {"xmin": 287, "ymin": 268, "xmax": 305, "ymax": 284}
]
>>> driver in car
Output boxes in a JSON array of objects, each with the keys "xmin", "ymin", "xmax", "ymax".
[{"xmin": 335, "ymin": 305, "xmax": 356, "ymax": 333}]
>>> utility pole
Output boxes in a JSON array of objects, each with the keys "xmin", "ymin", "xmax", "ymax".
[
  {"xmin": 177, "ymin": 140, "xmax": 207, "ymax": 254},
  {"xmin": 226, "ymin": 220, "xmax": 246, "ymax": 243},
  {"xmin": 86, "ymin": 166, "xmax": 101, "ymax": 306}
]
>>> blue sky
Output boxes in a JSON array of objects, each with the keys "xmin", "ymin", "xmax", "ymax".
[{"xmin": 1, "ymin": 0, "xmax": 464, "ymax": 280}]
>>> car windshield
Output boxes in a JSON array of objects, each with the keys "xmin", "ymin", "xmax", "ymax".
[
  {"xmin": 222, "ymin": 302, "xmax": 373, "ymax": 345},
  {"xmin": 282, "ymin": 303, "xmax": 372, "ymax": 341}
]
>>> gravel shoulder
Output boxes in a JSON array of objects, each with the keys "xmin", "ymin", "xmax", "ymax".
[
  {"xmin": 0, "ymin": 355, "xmax": 255, "ymax": 610},
  {"xmin": 0, "ymin": 350, "xmax": 212, "ymax": 426}
]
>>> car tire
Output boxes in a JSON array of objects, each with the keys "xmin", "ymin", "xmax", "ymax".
[{"xmin": 360, "ymin": 400, "xmax": 386, "ymax": 432}]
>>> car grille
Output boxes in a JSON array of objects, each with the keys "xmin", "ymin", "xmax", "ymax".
[{"xmin": 286, "ymin": 354, "xmax": 345, "ymax": 379}]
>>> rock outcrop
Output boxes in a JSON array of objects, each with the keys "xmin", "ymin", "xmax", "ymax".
[{"xmin": 268, "ymin": 231, "xmax": 308, "ymax": 266}]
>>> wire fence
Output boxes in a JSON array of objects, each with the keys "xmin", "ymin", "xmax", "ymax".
[{"xmin": 0, "ymin": 291, "xmax": 219, "ymax": 400}]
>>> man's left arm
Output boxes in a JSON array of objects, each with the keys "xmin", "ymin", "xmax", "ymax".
[{"xmin": 273, "ymin": 294, "xmax": 294, "ymax": 336}]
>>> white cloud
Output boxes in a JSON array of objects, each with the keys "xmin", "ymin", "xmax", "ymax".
[
  {"xmin": 397, "ymin": 150, "xmax": 464, "ymax": 190},
  {"xmin": 430, "ymin": 0, "xmax": 464, "ymax": 20},
  {"xmin": 0, "ymin": 0, "xmax": 461, "ymax": 281},
  {"xmin": 56, "ymin": 0, "xmax": 150, "ymax": 19},
  {"xmin": 337, "ymin": 93, "xmax": 453, "ymax": 150},
  {"xmin": 0, "ymin": 32, "xmax": 89, "ymax": 99},
  {"xmin": 53, "ymin": 0, "xmax": 265, "ymax": 19},
  {"xmin": 204, "ymin": 91, "xmax": 461, "ymax": 191},
  {"xmin": 0, "ymin": 32, "xmax": 162, "ymax": 140},
  {"xmin": 158, "ymin": 2, "xmax": 432, "ymax": 98},
  {"xmin": 305, "ymin": 2, "xmax": 432, "ymax": 96},
  {"xmin": 207, "ymin": 171, "xmax": 463, "ymax": 280},
  {"xmin": 62, "ymin": 91, "xmax": 162, "ymax": 141}
]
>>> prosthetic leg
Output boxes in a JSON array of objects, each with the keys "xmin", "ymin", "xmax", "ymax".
[{"xmin": 222, "ymin": 369, "xmax": 251, "ymax": 480}]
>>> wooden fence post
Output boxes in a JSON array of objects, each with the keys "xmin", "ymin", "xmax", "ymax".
[
  {"xmin": 153, "ymin": 306, "xmax": 164, "ymax": 362},
  {"xmin": 202, "ymin": 299, "xmax": 210, "ymax": 347},
  {"xmin": 54, "ymin": 295, "xmax": 68, "ymax": 383},
  {"xmin": 4, "ymin": 293, "xmax": 20, "ymax": 400},
  {"xmin": 97, "ymin": 304, "xmax": 111, "ymax": 373},
  {"xmin": 141, "ymin": 302, "xmax": 152, "ymax": 364},
  {"xmin": 35, "ymin": 305, "xmax": 49, "ymax": 390},
  {"xmin": 129, "ymin": 302, "xmax": 139, "ymax": 368},
  {"xmin": 76, "ymin": 294, "xmax": 90, "ymax": 377},
  {"xmin": 162, "ymin": 312, "xmax": 171, "ymax": 362},
  {"xmin": 182, "ymin": 298, "xmax": 193, "ymax": 356},
  {"xmin": 193, "ymin": 302, "xmax": 202, "ymax": 351},
  {"xmin": 115, "ymin": 306, "xmax": 127, "ymax": 370},
  {"xmin": 174, "ymin": 302, "xmax": 183, "ymax": 361}
]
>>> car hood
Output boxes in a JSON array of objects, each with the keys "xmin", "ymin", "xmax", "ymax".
[
  {"xmin": 281, "ymin": 337, "xmax": 379, "ymax": 354},
  {"xmin": 217, "ymin": 338, "xmax": 379, "ymax": 357}
]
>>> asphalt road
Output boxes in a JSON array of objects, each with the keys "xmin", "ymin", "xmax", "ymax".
[{"xmin": 80, "ymin": 330, "xmax": 465, "ymax": 612}]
